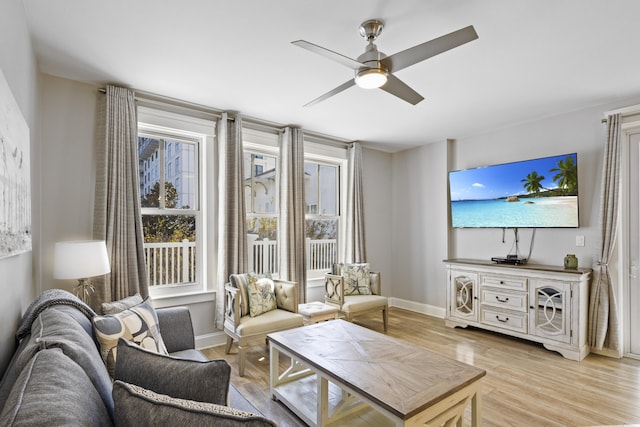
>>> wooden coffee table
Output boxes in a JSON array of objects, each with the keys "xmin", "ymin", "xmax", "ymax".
[{"xmin": 267, "ymin": 319, "xmax": 485, "ymax": 426}]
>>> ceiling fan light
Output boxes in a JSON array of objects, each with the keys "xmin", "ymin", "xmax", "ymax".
[{"xmin": 355, "ymin": 68, "xmax": 388, "ymax": 89}]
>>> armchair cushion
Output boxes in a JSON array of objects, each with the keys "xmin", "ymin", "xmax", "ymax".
[
  {"xmin": 341, "ymin": 295, "xmax": 388, "ymax": 313},
  {"xmin": 113, "ymin": 381, "xmax": 277, "ymax": 427},
  {"xmin": 343, "ymin": 263, "xmax": 372, "ymax": 295},
  {"xmin": 248, "ymin": 277, "xmax": 277, "ymax": 317},
  {"xmin": 236, "ymin": 309, "xmax": 304, "ymax": 336},
  {"xmin": 92, "ymin": 297, "xmax": 168, "ymax": 377},
  {"xmin": 114, "ymin": 339, "xmax": 230, "ymax": 406}
]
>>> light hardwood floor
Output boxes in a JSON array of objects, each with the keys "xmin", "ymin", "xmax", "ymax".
[{"xmin": 203, "ymin": 308, "xmax": 640, "ymax": 427}]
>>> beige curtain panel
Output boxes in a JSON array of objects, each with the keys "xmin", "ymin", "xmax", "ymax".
[
  {"xmin": 216, "ymin": 113, "xmax": 248, "ymax": 329},
  {"xmin": 589, "ymin": 113, "xmax": 621, "ymax": 353},
  {"xmin": 93, "ymin": 85, "xmax": 148, "ymax": 309},
  {"xmin": 345, "ymin": 142, "xmax": 367, "ymax": 263},
  {"xmin": 279, "ymin": 127, "xmax": 307, "ymax": 303}
]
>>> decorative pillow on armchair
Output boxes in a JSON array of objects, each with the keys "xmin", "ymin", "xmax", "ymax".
[
  {"xmin": 230, "ymin": 272, "xmax": 273, "ymax": 317},
  {"xmin": 92, "ymin": 297, "xmax": 168, "ymax": 377},
  {"xmin": 343, "ymin": 263, "xmax": 372, "ymax": 295},
  {"xmin": 248, "ymin": 276, "xmax": 277, "ymax": 317}
]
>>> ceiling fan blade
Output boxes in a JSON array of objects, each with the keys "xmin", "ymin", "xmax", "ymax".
[
  {"xmin": 381, "ymin": 25, "xmax": 478, "ymax": 73},
  {"xmin": 380, "ymin": 74, "xmax": 424, "ymax": 105},
  {"xmin": 292, "ymin": 40, "xmax": 363, "ymax": 70},
  {"xmin": 303, "ymin": 80, "xmax": 355, "ymax": 107}
]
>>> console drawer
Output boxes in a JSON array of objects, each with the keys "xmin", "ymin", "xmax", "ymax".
[
  {"xmin": 481, "ymin": 308, "xmax": 528, "ymax": 333},
  {"xmin": 481, "ymin": 274, "xmax": 527, "ymax": 290},
  {"xmin": 481, "ymin": 288, "xmax": 527, "ymax": 312}
]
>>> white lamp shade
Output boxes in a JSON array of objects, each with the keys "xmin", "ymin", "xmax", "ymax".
[{"xmin": 54, "ymin": 240, "xmax": 111, "ymax": 280}]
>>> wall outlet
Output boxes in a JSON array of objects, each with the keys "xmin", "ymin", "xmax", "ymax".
[{"xmin": 576, "ymin": 235, "xmax": 585, "ymax": 247}]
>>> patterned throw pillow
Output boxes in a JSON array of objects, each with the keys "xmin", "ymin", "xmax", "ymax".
[
  {"xmin": 343, "ymin": 263, "xmax": 372, "ymax": 295},
  {"xmin": 247, "ymin": 276, "xmax": 277, "ymax": 317},
  {"xmin": 230, "ymin": 272, "xmax": 272, "ymax": 317},
  {"xmin": 92, "ymin": 297, "xmax": 168, "ymax": 377}
]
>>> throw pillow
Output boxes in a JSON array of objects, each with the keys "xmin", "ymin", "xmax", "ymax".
[
  {"xmin": 101, "ymin": 293, "xmax": 144, "ymax": 315},
  {"xmin": 248, "ymin": 276, "xmax": 277, "ymax": 317},
  {"xmin": 343, "ymin": 263, "xmax": 372, "ymax": 295},
  {"xmin": 230, "ymin": 272, "xmax": 273, "ymax": 317},
  {"xmin": 92, "ymin": 297, "xmax": 168, "ymax": 377},
  {"xmin": 113, "ymin": 381, "xmax": 277, "ymax": 427},
  {"xmin": 114, "ymin": 339, "xmax": 230, "ymax": 406}
]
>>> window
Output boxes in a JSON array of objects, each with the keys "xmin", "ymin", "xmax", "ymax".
[
  {"xmin": 304, "ymin": 161, "xmax": 340, "ymax": 275},
  {"xmin": 244, "ymin": 150, "xmax": 279, "ymax": 275},
  {"xmin": 136, "ymin": 106, "xmax": 212, "ymax": 298},
  {"xmin": 242, "ymin": 129, "xmax": 346, "ymax": 281},
  {"xmin": 138, "ymin": 133, "xmax": 199, "ymax": 293}
]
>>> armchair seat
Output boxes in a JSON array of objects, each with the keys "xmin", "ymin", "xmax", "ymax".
[
  {"xmin": 325, "ymin": 263, "xmax": 388, "ymax": 332},
  {"xmin": 224, "ymin": 274, "xmax": 304, "ymax": 376},
  {"xmin": 235, "ymin": 309, "xmax": 305, "ymax": 336},
  {"xmin": 341, "ymin": 294, "xmax": 389, "ymax": 313}
]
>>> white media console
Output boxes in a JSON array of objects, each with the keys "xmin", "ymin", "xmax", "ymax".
[{"xmin": 444, "ymin": 259, "xmax": 591, "ymax": 361}]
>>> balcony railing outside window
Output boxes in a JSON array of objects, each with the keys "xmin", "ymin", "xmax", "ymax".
[{"xmin": 144, "ymin": 237, "xmax": 336, "ymax": 287}]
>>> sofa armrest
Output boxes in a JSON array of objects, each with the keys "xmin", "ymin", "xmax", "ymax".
[
  {"xmin": 369, "ymin": 271, "xmax": 381, "ymax": 296},
  {"xmin": 274, "ymin": 279, "xmax": 299, "ymax": 313},
  {"xmin": 156, "ymin": 307, "xmax": 195, "ymax": 353}
]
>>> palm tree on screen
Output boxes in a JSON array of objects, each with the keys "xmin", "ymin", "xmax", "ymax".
[
  {"xmin": 550, "ymin": 156, "xmax": 578, "ymax": 194},
  {"xmin": 521, "ymin": 171, "xmax": 545, "ymax": 195}
]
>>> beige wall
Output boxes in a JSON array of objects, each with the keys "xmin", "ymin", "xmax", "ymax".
[
  {"xmin": 0, "ymin": 0, "xmax": 40, "ymax": 373},
  {"xmin": 39, "ymin": 75, "xmax": 99, "ymax": 293},
  {"xmin": 387, "ymin": 97, "xmax": 640, "ymax": 313}
]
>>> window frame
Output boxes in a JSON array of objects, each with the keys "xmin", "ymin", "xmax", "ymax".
[{"xmin": 137, "ymin": 107, "xmax": 215, "ymax": 298}]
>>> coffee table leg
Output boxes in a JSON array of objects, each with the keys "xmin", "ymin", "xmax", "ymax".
[
  {"xmin": 471, "ymin": 385, "xmax": 481, "ymax": 427},
  {"xmin": 270, "ymin": 343, "xmax": 279, "ymax": 400},
  {"xmin": 317, "ymin": 375, "xmax": 329, "ymax": 426}
]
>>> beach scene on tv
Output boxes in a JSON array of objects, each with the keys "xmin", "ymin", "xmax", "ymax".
[{"xmin": 449, "ymin": 153, "xmax": 579, "ymax": 228}]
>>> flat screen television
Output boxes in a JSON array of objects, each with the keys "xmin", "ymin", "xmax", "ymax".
[{"xmin": 449, "ymin": 153, "xmax": 579, "ymax": 228}]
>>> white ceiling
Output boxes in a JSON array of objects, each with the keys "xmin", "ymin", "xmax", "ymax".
[{"xmin": 22, "ymin": 0, "xmax": 640, "ymax": 152}]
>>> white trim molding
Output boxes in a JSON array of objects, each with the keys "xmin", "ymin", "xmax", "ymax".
[{"xmin": 389, "ymin": 297, "xmax": 445, "ymax": 319}]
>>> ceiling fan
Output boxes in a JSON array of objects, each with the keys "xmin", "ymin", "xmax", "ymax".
[{"xmin": 292, "ymin": 20, "xmax": 478, "ymax": 107}]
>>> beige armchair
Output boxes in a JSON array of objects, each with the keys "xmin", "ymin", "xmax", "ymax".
[
  {"xmin": 324, "ymin": 263, "xmax": 388, "ymax": 332},
  {"xmin": 224, "ymin": 274, "xmax": 304, "ymax": 376}
]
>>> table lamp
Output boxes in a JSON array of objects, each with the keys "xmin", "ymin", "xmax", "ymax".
[{"xmin": 54, "ymin": 240, "xmax": 110, "ymax": 304}]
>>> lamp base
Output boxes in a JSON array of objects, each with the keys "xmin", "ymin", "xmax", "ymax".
[{"xmin": 74, "ymin": 278, "xmax": 95, "ymax": 304}]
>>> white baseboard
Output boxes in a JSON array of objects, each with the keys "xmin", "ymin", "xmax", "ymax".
[
  {"xmin": 389, "ymin": 297, "xmax": 445, "ymax": 319},
  {"xmin": 196, "ymin": 331, "xmax": 227, "ymax": 349}
]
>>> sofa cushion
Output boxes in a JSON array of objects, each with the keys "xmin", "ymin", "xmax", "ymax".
[
  {"xmin": 101, "ymin": 293, "xmax": 144, "ymax": 315},
  {"xmin": 14, "ymin": 308, "xmax": 114, "ymax": 418},
  {"xmin": 113, "ymin": 381, "xmax": 276, "ymax": 427},
  {"xmin": 343, "ymin": 263, "xmax": 372, "ymax": 295},
  {"xmin": 248, "ymin": 277, "xmax": 277, "ymax": 317},
  {"xmin": 114, "ymin": 338, "xmax": 230, "ymax": 406},
  {"xmin": 92, "ymin": 297, "xmax": 168, "ymax": 377},
  {"xmin": 0, "ymin": 348, "xmax": 111, "ymax": 426}
]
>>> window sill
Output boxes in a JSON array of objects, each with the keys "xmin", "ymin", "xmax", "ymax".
[{"xmin": 151, "ymin": 290, "xmax": 215, "ymax": 308}]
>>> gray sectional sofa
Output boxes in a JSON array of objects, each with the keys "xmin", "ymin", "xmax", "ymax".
[{"xmin": 0, "ymin": 289, "xmax": 276, "ymax": 426}]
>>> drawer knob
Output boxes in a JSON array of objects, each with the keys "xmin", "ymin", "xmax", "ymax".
[
  {"xmin": 495, "ymin": 296, "xmax": 510, "ymax": 303},
  {"xmin": 496, "ymin": 315, "xmax": 509, "ymax": 323},
  {"xmin": 500, "ymin": 280, "xmax": 505, "ymax": 284}
]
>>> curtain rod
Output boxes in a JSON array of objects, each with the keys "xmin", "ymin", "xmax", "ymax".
[{"xmin": 98, "ymin": 87, "xmax": 353, "ymax": 148}]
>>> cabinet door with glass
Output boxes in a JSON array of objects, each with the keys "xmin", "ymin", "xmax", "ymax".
[
  {"xmin": 448, "ymin": 271, "xmax": 478, "ymax": 322},
  {"xmin": 529, "ymin": 280, "xmax": 571, "ymax": 344}
]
